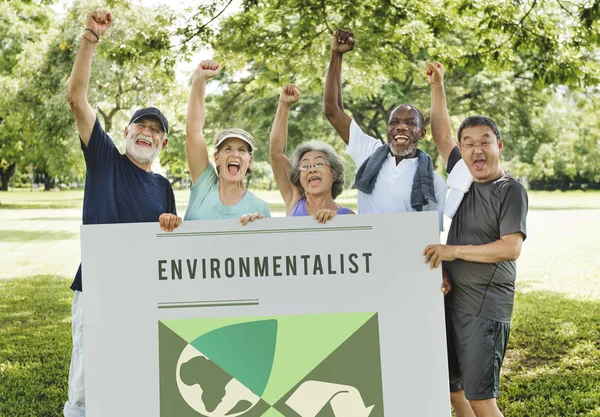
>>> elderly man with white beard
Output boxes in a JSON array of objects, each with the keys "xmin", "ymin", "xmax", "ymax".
[{"xmin": 64, "ymin": 9, "xmax": 176, "ymax": 417}]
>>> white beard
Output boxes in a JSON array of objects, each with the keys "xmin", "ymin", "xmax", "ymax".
[
  {"xmin": 125, "ymin": 134, "xmax": 161, "ymax": 166},
  {"xmin": 389, "ymin": 140, "xmax": 418, "ymax": 157}
]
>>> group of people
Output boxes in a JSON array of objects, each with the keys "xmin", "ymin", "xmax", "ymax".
[{"xmin": 64, "ymin": 9, "xmax": 528, "ymax": 417}]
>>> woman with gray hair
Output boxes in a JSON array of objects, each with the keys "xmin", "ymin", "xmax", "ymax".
[
  {"xmin": 159, "ymin": 60, "xmax": 270, "ymax": 231},
  {"xmin": 270, "ymin": 84, "xmax": 354, "ymax": 223}
]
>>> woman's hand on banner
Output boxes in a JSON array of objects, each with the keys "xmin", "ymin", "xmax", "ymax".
[{"xmin": 239, "ymin": 212, "xmax": 264, "ymax": 226}]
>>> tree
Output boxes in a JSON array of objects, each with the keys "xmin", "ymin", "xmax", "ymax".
[
  {"xmin": 0, "ymin": 0, "xmax": 54, "ymax": 190},
  {"xmin": 1, "ymin": 0, "xmax": 184, "ymax": 190},
  {"xmin": 172, "ymin": 0, "xmax": 600, "ymax": 185}
]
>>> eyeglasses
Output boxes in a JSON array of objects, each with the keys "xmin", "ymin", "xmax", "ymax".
[
  {"xmin": 133, "ymin": 122, "xmax": 164, "ymax": 138},
  {"xmin": 461, "ymin": 141, "xmax": 494, "ymax": 149},
  {"xmin": 299, "ymin": 161, "xmax": 330, "ymax": 171}
]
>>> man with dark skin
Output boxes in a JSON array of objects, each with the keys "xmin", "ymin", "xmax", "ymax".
[
  {"xmin": 322, "ymin": 29, "xmax": 447, "ymax": 228},
  {"xmin": 323, "ymin": 29, "xmax": 449, "ymax": 295}
]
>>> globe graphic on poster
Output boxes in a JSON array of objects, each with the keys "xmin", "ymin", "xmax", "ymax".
[{"xmin": 176, "ymin": 343, "xmax": 260, "ymax": 416}]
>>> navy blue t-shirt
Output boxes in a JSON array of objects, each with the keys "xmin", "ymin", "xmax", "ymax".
[{"xmin": 71, "ymin": 118, "xmax": 176, "ymax": 291}]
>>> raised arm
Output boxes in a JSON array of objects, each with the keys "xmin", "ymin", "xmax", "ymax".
[
  {"xmin": 186, "ymin": 60, "xmax": 220, "ymax": 185},
  {"xmin": 269, "ymin": 84, "xmax": 302, "ymax": 209},
  {"xmin": 66, "ymin": 9, "xmax": 112, "ymax": 147},
  {"xmin": 427, "ymin": 62, "xmax": 456, "ymax": 166},
  {"xmin": 323, "ymin": 29, "xmax": 355, "ymax": 144}
]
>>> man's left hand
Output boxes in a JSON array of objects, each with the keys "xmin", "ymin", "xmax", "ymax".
[
  {"xmin": 423, "ymin": 244, "xmax": 457, "ymax": 268},
  {"xmin": 441, "ymin": 268, "xmax": 452, "ymax": 296}
]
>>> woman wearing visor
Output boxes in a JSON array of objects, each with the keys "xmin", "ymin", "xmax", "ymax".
[
  {"xmin": 159, "ymin": 60, "xmax": 270, "ymax": 231},
  {"xmin": 269, "ymin": 84, "xmax": 354, "ymax": 223}
]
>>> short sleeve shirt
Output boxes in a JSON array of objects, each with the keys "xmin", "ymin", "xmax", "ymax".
[
  {"xmin": 184, "ymin": 163, "xmax": 271, "ymax": 220},
  {"xmin": 346, "ymin": 120, "xmax": 447, "ymax": 230},
  {"xmin": 72, "ymin": 118, "xmax": 177, "ymax": 291},
  {"xmin": 444, "ymin": 146, "xmax": 528, "ymax": 322}
]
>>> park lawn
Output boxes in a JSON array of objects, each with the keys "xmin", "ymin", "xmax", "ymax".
[
  {"xmin": 2, "ymin": 188, "xmax": 600, "ymax": 212},
  {"xmin": 0, "ymin": 190, "xmax": 85, "ymax": 209},
  {"xmin": 1, "ymin": 277, "xmax": 599, "ymax": 416},
  {"xmin": 0, "ymin": 276, "xmax": 72, "ymax": 417},
  {"xmin": 0, "ymin": 190, "xmax": 599, "ymax": 416}
]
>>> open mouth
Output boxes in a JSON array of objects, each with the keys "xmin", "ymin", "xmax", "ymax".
[
  {"xmin": 227, "ymin": 161, "xmax": 240, "ymax": 175},
  {"xmin": 473, "ymin": 158, "xmax": 487, "ymax": 170},
  {"xmin": 393, "ymin": 134, "xmax": 409, "ymax": 145},
  {"xmin": 308, "ymin": 175, "xmax": 321, "ymax": 186},
  {"xmin": 136, "ymin": 138, "xmax": 152, "ymax": 148}
]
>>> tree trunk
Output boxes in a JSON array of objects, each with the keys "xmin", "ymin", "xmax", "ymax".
[
  {"xmin": 0, "ymin": 162, "xmax": 16, "ymax": 191},
  {"xmin": 44, "ymin": 172, "xmax": 55, "ymax": 191}
]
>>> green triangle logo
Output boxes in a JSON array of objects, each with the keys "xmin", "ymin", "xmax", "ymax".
[
  {"xmin": 274, "ymin": 314, "xmax": 383, "ymax": 416},
  {"xmin": 158, "ymin": 322, "xmax": 272, "ymax": 416},
  {"xmin": 159, "ymin": 312, "xmax": 378, "ymax": 411},
  {"xmin": 190, "ymin": 320, "xmax": 277, "ymax": 397}
]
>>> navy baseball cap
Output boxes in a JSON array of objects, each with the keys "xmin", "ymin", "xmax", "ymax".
[{"xmin": 129, "ymin": 107, "xmax": 169, "ymax": 134}]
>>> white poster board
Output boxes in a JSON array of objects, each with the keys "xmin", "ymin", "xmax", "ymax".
[{"xmin": 81, "ymin": 212, "xmax": 450, "ymax": 417}]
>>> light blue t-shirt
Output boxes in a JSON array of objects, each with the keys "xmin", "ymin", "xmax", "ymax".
[{"xmin": 184, "ymin": 163, "xmax": 271, "ymax": 220}]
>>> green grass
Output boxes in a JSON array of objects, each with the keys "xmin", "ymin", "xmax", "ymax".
[
  {"xmin": 0, "ymin": 276, "xmax": 72, "ymax": 417},
  {"xmin": 0, "ymin": 190, "xmax": 85, "ymax": 209},
  {"xmin": 4, "ymin": 188, "xmax": 600, "ymax": 212},
  {"xmin": 500, "ymin": 291, "xmax": 600, "ymax": 416},
  {"xmin": 527, "ymin": 189, "xmax": 600, "ymax": 210},
  {"xmin": 0, "ymin": 229, "xmax": 79, "ymax": 242},
  {"xmin": 1, "ymin": 190, "xmax": 599, "ymax": 416}
]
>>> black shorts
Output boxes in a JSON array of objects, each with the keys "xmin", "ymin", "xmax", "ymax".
[{"xmin": 446, "ymin": 308, "xmax": 511, "ymax": 400}]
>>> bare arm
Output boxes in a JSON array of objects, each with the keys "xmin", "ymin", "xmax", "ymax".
[
  {"xmin": 323, "ymin": 30, "xmax": 355, "ymax": 144},
  {"xmin": 423, "ymin": 232, "xmax": 525, "ymax": 268},
  {"xmin": 427, "ymin": 62, "xmax": 456, "ymax": 166},
  {"xmin": 186, "ymin": 60, "xmax": 220, "ymax": 185},
  {"xmin": 67, "ymin": 9, "xmax": 112, "ymax": 147},
  {"xmin": 454, "ymin": 233, "xmax": 524, "ymax": 263},
  {"xmin": 269, "ymin": 85, "xmax": 302, "ymax": 210}
]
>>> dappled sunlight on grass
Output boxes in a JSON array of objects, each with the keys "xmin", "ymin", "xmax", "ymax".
[
  {"xmin": 500, "ymin": 290, "xmax": 600, "ymax": 416},
  {"xmin": 5, "ymin": 188, "xmax": 599, "ymax": 212},
  {"xmin": 0, "ymin": 190, "xmax": 85, "ymax": 209},
  {"xmin": 516, "ymin": 209, "xmax": 600, "ymax": 301},
  {"xmin": 1, "ymin": 191, "xmax": 599, "ymax": 416},
  {"xmin": 22, "ymin": 216, "xmax": 82, "ymax": 221},
  {"xmin": 527, "ymin": 190, "xmax": 600, "ymax": 210},
  {"xmin": 0, "ymin": 229, "xmax": 78, "ymax": 242},
  {"xmin": 0, "ymin": 276, "xmax": 72, "ymax": 416},
  {"xmin": 0, "ymin": 208, "xmax": 82, "ymax": 279}
]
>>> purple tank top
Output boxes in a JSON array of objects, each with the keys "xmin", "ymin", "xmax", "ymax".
[{"xmin": 290, "ymin": 198, "xmax": 353, "ymax": 216}]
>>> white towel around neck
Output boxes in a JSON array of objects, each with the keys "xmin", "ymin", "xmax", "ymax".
[{"xmin": 444, "ymin": 159, "xmax": 473, "ymax": 219}]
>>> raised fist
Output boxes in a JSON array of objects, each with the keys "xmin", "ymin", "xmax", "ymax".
[
  {"xmin": 194, "ymin": 59, "xmax": 221, "ymax": 82},
  {"xmin": 331, "ymin": 29, "xmax": 355, "ymax": 54},
  {"xmin": 85, "ymin": 9, "xmax": 113, "ymax": 38},
  {"xmin": 426, "ymin": 62, "xmax": 445, "ymax": 86},
  {"xmin": 279, "ymin": 84, "xmax": 301, "ymax": 106}
]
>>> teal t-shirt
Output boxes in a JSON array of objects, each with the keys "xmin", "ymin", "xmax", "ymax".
[{"xmin": 184, "ymin": 163, "xmax": 271, "ymax": 220}]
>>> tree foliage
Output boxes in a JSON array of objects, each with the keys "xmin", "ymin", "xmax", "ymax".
[
  {"xmin": 0, "ymin": 0, "xmax": 54, "ymax": 190},
  {"xmin": 2, "ymin": 1, "xmax": 600, "ymax": 190},
  {"xmin": 0, "ymin": 0, "xmax": 185, "ymax": 190},
  {"xmin": 176, "ymin": 0, "xmax": 600, "ymax": 187}
]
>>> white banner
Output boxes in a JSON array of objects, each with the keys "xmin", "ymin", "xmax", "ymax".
[{"xmin": 81, "ymin": 211, "xmax": 450, "ymax": 417}]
